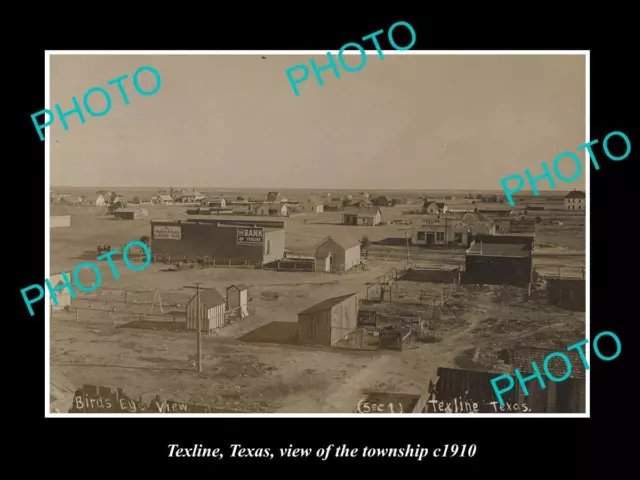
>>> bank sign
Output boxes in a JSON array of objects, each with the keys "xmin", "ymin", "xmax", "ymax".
[{"xmin": 237, "ymin": 227, "xmax": 264, "ymax": 246}]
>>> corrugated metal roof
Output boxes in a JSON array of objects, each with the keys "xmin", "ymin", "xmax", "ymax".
[{"xmin": 298, "ymin": 293, "xmax": 357, "ymax": 315}]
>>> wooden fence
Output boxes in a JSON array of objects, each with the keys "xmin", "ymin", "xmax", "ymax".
[
  {"xmin": 51, "ymin": 305, "xmax": 183, "ymax": 326},
  {"xmin": 152, "ymin": 254, "xmax": 262, "ymax": 269}
]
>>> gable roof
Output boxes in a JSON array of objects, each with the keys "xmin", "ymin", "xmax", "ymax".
[
  {"xmin": 298, "ymin": 293, "xmax": 358, "ymax": 315},
  {"xmin": 565, "ymin": 190, "xmax": 586, "ymax": 199},
  {"xmin": 188, "ymin": 288, "xmax": 225, "ymax": 307},
  {"xmin": 315, "ymin": 233, "xmax": 360, "ymax": 250},
  {"xmin": 507, "ymin": 347, "xmax": 586, "ymax": 379},
  {"xmin": 343, "ymin": 206, "xmax": 381, "ymax": 217},
  {"xmin": 227, "ymin": 284, "xmax": 248, "ymax": 291}
]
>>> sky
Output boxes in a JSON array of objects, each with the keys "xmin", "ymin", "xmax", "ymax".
[{"xmin": 49, "ymin": 53, "xmax": 586, "ymax": 190}]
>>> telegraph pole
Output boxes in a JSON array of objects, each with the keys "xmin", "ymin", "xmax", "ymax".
[{"xmin": 183, "ymin": 283, "xmax": 205, "ymax": 372}]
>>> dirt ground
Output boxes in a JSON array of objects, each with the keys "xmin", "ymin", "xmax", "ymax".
[{"xmin": 50, "ymin": 195, "xmax": 586, "ymax": 413}]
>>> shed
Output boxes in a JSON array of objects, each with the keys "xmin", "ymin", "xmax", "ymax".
[
  {"xmin": 314, "ymin": 234, "xmax": 361, "ymax": 272},
  {"xmin": 298, "ymin": 293, "xmax": 359, "ymax": 346},
  {"xmin": 50, "ymin": 206, "xmax": 71, "ymax": 228},
  {"xmin": 464, "ymin": 234, "xmax": 534, "ymax": 287},
  {"xmin": 49, "ymin": 272, "xmax": 72, "ymax": 310},
  {"xmin": 185, "ymin": 288, "xmax": 226, "ymax": 332},
  {"xmin": 226, "ymin": 284, "xmax": 249, "ymax": 319}
]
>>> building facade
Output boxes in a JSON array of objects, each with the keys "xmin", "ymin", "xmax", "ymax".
[
  {"xmin": 150, "ymin": 220, "xmax": 285, "ymax": 264},
  {"xmin": 342, "ymin": 206, "xmax": 382, "ymax": 226},
  {"xmin": 564, "ymin": 190, "xmax": 586, "ymax": 210},
  {"xmin": 411, "ymin": 217, "xmax": 495, "ymax": 247},
  {"xmin": 185, "ymin": 288, "xmax": 226, "ymax": 332}
]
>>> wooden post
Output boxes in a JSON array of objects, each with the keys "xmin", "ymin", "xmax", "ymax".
[
  {"xmin": 139, "ymin": 313, "xmax": 143, "ymax": 322},
  {"xmin": 76, "ymin": 308, "xmax": 79, "ymax": 323},
  {"xmin": 184, "ymin": 283, "xmax": 204, "ymax": 373},
  {"xmin": 441, "ymin": 288, "xmax": 444, "ymax": 306},
  {"xmin": 213, "ymin": 258, "xmax": 216, "ymax": 267},
  {"xmin": 228, "ymin": 259, "xmax": 231, "ymax": 267},
  {"xmin": 107, "ymin": 311, "xmax": 111, "ymax": 325},
  {"xmin": 124, "ymin": 290, "xmax": 127, "ymax": 303}
]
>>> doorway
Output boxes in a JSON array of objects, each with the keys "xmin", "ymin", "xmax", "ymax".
[{"xmin": 426, "ymin": 233, "xmax": 435, "ymax": 246}]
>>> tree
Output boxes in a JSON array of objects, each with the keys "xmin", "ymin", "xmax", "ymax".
[
  {"xmin": 390, "ymin": 198, "xmax": 398, "ymax": 207},
  {"xmin": 360, "ymin": 235, "xmax": 371, "ymax": 250},
  {"xmin": 132, "ymin": 196, "xmax": 141, "ymax": 204},
  {"xmin": 341, "ymin": 198, "xmax": 352, "ymax": 206}
]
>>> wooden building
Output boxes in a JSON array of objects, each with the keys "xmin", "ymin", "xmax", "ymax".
[
  {"xmin": 315, "ymin": 235, "xmax": 361, "ymax": 272},
  {"xmin": 464, "ymin": 234, "xmax": 533, "ymax": 287},
  {"xmin": 342, "ymin": 206, "xmax": 382, "ymax": 226},
  {"xmin": 504, "ymin": 347, "xmax": 586, "ymax": 413},
  {"xmin": 226, "ymin": 284, "xmax": 249, "ymax": 319},
  {"xmin": 185, "ymin": 288, "xmax": 226, "ymax": 332},
  {"xmin": 564, "ymin": 190, "xmax": 586, "ymax": 211},
  {"xmin": 422, "ymin": 201, "xmax": 448, "ymax": 215},
  {"xmin": 50, "ymin": 206, "xmax": 71, "ymax": 228},
  {"xmin": 298, "ymin": 293, "xmax": 359, "ymax": 346}
]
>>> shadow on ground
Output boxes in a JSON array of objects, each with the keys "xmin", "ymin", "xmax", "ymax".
[
  {"xmin": 118, "ymin": 320, "xmax": 186, "ymax": 332},
  {"xmin": 239, "ymin": 321, "xmax": 299, "ymax": 345}
]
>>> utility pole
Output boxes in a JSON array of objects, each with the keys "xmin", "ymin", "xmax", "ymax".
[{"xmin": 183, "ymin": 283, "xmax": 206, "ymax": 372}]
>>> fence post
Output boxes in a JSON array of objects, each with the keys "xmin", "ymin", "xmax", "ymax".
[
  {"xmin": 213, "ymin": 258, "xmax": 216, "ymax": 267},
  {"xmin": 76, "ymin": 307, "xmax": 79, "ymax": 323},
  {"xmin": 124, "ymin": 290, "xmax": 127, "ymax": 303},
  {"xmin": 228, "ymin": 259, "xmax": 231, "ymax": 267},
  {"xmin": 108, "ymin": 311, "xmax": 112, "ymax": 325},
  {"xmin": 441, "ymin": 288, "xmax": 444, "ymax": 306},
  {"xmin": 139, "ymin": 313, "xmax": 143, "ymax": 322}
]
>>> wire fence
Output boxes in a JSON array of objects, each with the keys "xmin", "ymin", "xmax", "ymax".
[{"xmin": 51, "ymin": 305, "xmax": 184, "ymax": 326}]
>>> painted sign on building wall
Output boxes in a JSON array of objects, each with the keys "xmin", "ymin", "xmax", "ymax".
[
  {"xmin": 236, "ymin": 227, "xmax": 264, "ymax": 246},
  {"xmin": 153, "ymin": 225, "xmax": 182, "ymax": 240}
]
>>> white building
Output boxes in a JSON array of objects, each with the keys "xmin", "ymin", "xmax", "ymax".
[{"xmin": 564, "ymin": 190, "xmax": 586, "ymax": 211}]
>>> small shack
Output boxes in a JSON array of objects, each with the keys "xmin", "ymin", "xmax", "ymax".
[
  {"xmin": 298, "ymin": 293, "xmax": 359, "ymax": 346},
  {"xmin": 185, "ymin": 288, "xmax": 226, "ymax": 332},
  {"xmin": 314, "ymin": 252, "xmax": 332, "ymax": 273},
  {"xmin": 114, "ymin": 208, "xmax": 147, "ymax": 220},
  {"xmin": 49, "ymin": 272, "xmax": 72, "ymax": 310},
  {"xmin": 226, "ymin": 284, "xmax": 249, "ymax": 319}
]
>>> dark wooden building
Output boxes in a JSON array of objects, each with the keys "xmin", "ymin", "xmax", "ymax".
[
  {"xmin": 504, "ymin": 347, "xmax": 586, "ymax": 413},
  {"xmin": 298, "ymin": 293, "xmax": 359, "ymax": 346},
  {"xmin": 150, "ymin": 219, "xmax": 285, "ymax": 264},
  {"xmin": 463, "ymin": 234, "xmax": 534, "ymax": 287}
]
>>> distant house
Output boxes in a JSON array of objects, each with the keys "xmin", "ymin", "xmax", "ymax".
[
  {"xmin": 444, "ymin": 195, "xmax": 455, "ymax": 200},
  {"xmin": 212, "ymin": 197, "xmax": 228, "ymax": 208},
  {"xmin": 155, "ymin": 195, "xmax": 174, "ymax": 205},
  {"xmin": 324, "ymin": 201, "xmax": 344, "ymax": 212},
  {"xmin": 95, "ymin": 194, "xmax": 107, "ymax": 207},
  {"xmin": 342, "ymin": 206, "xmax": 382, "ymax": 226},
  {"xmin": 50, "ymin": 206, "xmax": 71, "ymax": 228},
  {"xmin": 564, "ymin": 190, "xmax": 586, "ymax": 211},
  {"xmin": 185, "ymin": 288, "xmax": 226, "ymax": 332},
  {"xmin": 422, "ymin": 201, "xmax": 448, "ymax": 215},
  {"xmin": 178, "ymin": 190, "xmax": 206, "ymax": 204},
  {"xmin": 266, "ymin": 192, "xmax": 280, "ymax": 202},
  {"xmin": 257, "ymin": 203, "xmax": 288, "ymax": 217},
  {"xmin": 114, "ymin": 208, "xmax": 148, "ymax": 220},
  {"xmin": 306, "ymin": 196, "xmax": 325, "ymax": 213},
  {"xmin": 315, "ymin": 235, "xmax": 361, "ymax": 272}
]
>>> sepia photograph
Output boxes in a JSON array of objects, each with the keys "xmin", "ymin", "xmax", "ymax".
[{"xmin": 46, "ymin": 51, "xmax": 587, "ymax": 416}]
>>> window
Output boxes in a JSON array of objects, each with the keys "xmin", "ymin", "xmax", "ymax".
[
  {"xmin": 417, "ymin": 231, "xmax": 426, "ymax": 241},
  {"xmin": 454, "ymin": 232, "xmax": 463, "ymax": 243},
  {"xmin": 436, "ymin": 232, "xmax": 445, "ymax": 242}
]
